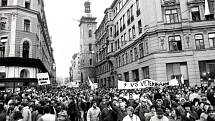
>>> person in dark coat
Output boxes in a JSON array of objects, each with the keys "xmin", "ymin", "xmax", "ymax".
[
  {"xmin": 134, "ymin": 99, "xmax": 150, "ymax": 121},
  {"xmin": 67, "ymin": 98, "xmax": 79, "ymax": 121},
  {"xmin": 110, "ymin": 101, "xmax": 127, "ymax": 121},
  {"xmin": 100, "ymin": 102, "xmax": 115, "ymax": 121}
]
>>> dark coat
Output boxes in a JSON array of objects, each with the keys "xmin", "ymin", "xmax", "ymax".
[
  {"xmin": 134, "ymin": 105, "xmax": 150, "ymax": 121},
  {"xmin": 110, "ymin": 102, "xmax": 127, "ymax": 121},
  {"xmin": 100, "ymin": 108, "xmax": 115, "ymax": 121}
]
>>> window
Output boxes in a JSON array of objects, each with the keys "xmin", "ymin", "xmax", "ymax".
[
  {"xmin": 139, "ymin": 43, "xmax": 144, "ymax": 58},
  {"xmin": 165, "ymin": 9, "xmax": 179, "ymax": 23},
  {"xmin": 120, "ymin": 18, "xmax": 123, "ymax": 32},
  {"xmin": 115, "ymin": 41, "xmax": 117, "ymax": 50},
  {"xmin": 118, "ymin": 56, "xmax": 121, "ymax": 67},
  {"xmin": 25, "ymin": 0, "xmax": 31, "ymax": 9},
  {"xmin": 89, "ymin": 29, "xmax": 92, "ymax": 37},
  {"xmin": 166, "ymin": 62, "xmax": 189, "ymax": 85},
  {"xmin": 117, "ymin": 39, "xmax": 120, "ymax": 49},
  {"xmin": 125, "ymin": 52, "xmax": 128, "ymax": 64},
  {"xmin": 1, "ymin": 0, "xmax": 7, "ymax": 6},
  {"xmin": 121, "ymin": 35, "xmax": 124, "ymax": 46},
  {"xmin": 122, "ymin": 54, "xmax": 125, "ymax": 65},
  {"xmin": 127, "ymin": 9, "xmax": 131, "ymax": 25},
  {"xmin": 111, "ymin": 43, "xmax": 113, "ymax": 52},
  {"xmin": 132, "ymin": 25, "xmax": 136, "ymax": 38},
  {"xmin": 136, "ymin": 0, "xmax": 141, "ymax": 16},
  {"xmin": 124, "ymin": 72, "xmax": 129, "ymax": 82},
  {"xmin": 130, "ymin": 5, "xmax": 134, "ymax": 22},
  {"xmin": 132, "ymin": 69, "xmax": 139, "ymax": 81},
  {"xmin": 20, "ymin": 69, "xmax": 29, "ymax": 78},
  {"xmin": 89, "ymin": 59, "xmax": 92, "ymax": 65},
  {"xmin": 0, "ymin": 36, "xmax": 7, "ymax": 58},
  {"xmin": 116, "ymin": 57, "xmax": 118, "ymax": 67},
  {"xmin": 134, "ymin": 47, "xmax": 138, "ymax": 60},
  {"xmin": 0, "ymin": 16, "xmax": 7, "ymax": 30},
  {"xmin": 89, "ymin": 43, "xmax": 92, "ymax": 51},
  {"xmin": 142, "ymin": 66, "xmax": 149, "ymax": 79},
  {"xmin": 130, "ymin": 49, "xmax": 133, "ymax": 62},
  {"xmin": 191, "ymin": 7, "xmax": 200, "ymax": 21},
  {"xmin": 122, "ymin": 15, "xmax": 125, "ymax": 29},
  {"xmin": 145, "ymin": 39, "xmax": 149, "ymax": 54},
  {"xmin": 138, "ymin": 20, "xmax": 142, "ymax": 34},
  {"xmin": 169, "ymin": 35, "xmax": 182, "ymax": 51},
  {"xmin": 22, "ymin": 41, "xmax": 30, "ymax": 58},
  {"xmin": 24, "ymin": 19, "xmax": 30, "ymax": 32},
  {"xmin": 129, "ymin": 28, "xmax": 132, "ymax": 40},
  {"xmin": 116, "ymin": 22, "xmax": 119, "ymax": 36},
  {"xmin": 195, "ymin": 34, "xmax": 205, "ymax": 49},
  {"xmin": 110, "ymin": 27, "xmax": 113, "ymax": 37},
  {"xmin": 209, "ymin": 33, "xmax": 215, "ymax": 48},
  {"xmin": 124, "ymin": 33, "xmax": 126, "ymax": 42}
]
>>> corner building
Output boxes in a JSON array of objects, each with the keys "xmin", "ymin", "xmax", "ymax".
[
  {"xmin": 95, "ymin": 0, "xmax": 215, "ymax": 88},
  {"xmin": 0, "ymin": 0, "xmax": 56, "ymax": 90}
]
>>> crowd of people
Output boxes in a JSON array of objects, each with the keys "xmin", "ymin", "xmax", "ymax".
[{"xmin": 0, "ymin": 85, "xmax": 215, "ymax": 121}]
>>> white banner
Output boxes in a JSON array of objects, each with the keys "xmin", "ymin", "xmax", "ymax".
[
  {"xmin": 37, "ymin": 73, "xmax": 50, "ymax": 85},
  {"xmin": 118, "ymin": 79, "xmax": 169, "ymax": 89}
]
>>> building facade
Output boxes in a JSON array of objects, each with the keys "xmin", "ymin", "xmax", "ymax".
[
  {"xmin": 0, "ymin": 0, "xmax": 56, "ymax": 91},
  {"xmin": 69, "ymin": 53, "xmax": 81, "ymax": 83},
  {"xmin": 79, "ymin": 1, "xmax": 97, "ymax": 83},
  {"xmin": 95, "ymin": 0, "xmax": 215, "ymax": 88}
]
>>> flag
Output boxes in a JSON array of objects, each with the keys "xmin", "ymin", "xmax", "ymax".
[
  {"xmin": 88, "ymin": 76, "xmax": 94, "ymax": 90},
  {"xmin": 204, "ymin": 0, "xmax": 211, "ymax": 15},
  {"xmin": 181, "ymin": 75, "xmax": 184, "ymax": 84}
]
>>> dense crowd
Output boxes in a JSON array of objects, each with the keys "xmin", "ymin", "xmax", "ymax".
[{"xmin": 0, "ymin": 85, "xmax": 215, "ymax": 121}]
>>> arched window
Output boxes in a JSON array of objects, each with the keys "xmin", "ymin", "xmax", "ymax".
[
  {"xmin": 20, "ymin": 69, "xmax": 29, "ymax": 78},
  {"xmin": 22, "ymin": 41, "xmax": 29, "ymax": 58}
]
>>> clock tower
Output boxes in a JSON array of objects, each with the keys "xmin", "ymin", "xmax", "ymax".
[{"xmin": 79, "ymin": 1, "xmax": 97, "ymax": 84}]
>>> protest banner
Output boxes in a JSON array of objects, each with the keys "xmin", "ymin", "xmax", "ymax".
[
  {"xmin": 118, "ymin": 79, "xmax": 169, "ymax": 89},
  {"xmin": 37, "ymin": 73, "xmax": 50, "ymax": 85}
]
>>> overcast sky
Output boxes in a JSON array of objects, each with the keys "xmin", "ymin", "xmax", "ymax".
[{"xmin": 44, "ymin": 0, "xmax": 114, "ymax": 79}]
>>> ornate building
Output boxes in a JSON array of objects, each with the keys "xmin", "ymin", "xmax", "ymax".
[
  {"xmin": 0, "ymin": 0, "xmax": 56, "ymax": 91},
  {"xmin": 79, "ymin": 1, "xmax": 97, "ymax": 83},
  {"xmin": 95, "ymin": 0, "xmax": 215, "ymax": 88}
]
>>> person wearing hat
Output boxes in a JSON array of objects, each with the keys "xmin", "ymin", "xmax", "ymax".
[
  {"xmin": 122, "ymin": 106, "xmax": 141, "ymax": 121},
  {"xmin": 207, "ymin": 106, "xmax": 215, "ymax": 121},
  {"xmin": 150, "ymin": 108, "xmax": 169, "ymax": 121}
]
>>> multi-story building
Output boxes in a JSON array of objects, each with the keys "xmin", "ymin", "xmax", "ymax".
[
  {"xmin": 79, "ymin": 1, "xmax": 97, "ymax": 83},
  {"xmin": 69, "ymin": 53, "xmax": 81, "ymax": 83},
  {"xmin": 95, "ymin": 0, "xmax": 215, "ymax": 88},
  {"xmin": 0, "ymin": 0, "xmax": 56, "ymax": 91}
]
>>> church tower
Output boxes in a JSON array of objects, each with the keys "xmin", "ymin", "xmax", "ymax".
[{"xmin": 79, "ymin": 1, "xmax": 97, "ymax": 84}]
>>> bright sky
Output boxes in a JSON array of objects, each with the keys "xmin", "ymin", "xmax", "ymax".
[{"xmin": 44, "ymin": 0, "xmax": 114, "ymax": 78}]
